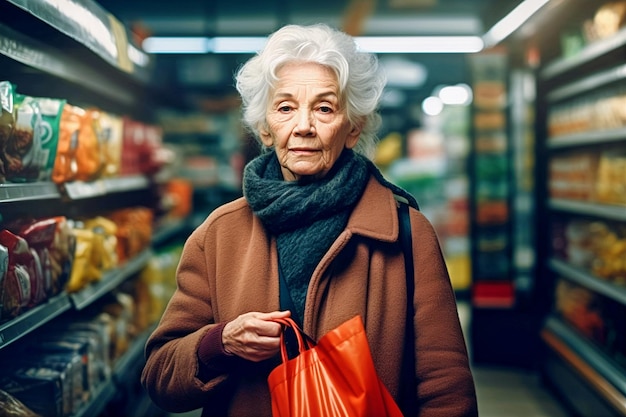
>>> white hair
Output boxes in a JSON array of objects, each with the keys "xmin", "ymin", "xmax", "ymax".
[{"xmin": 235, "ymin": 23, "xmax": 386, "ymax": 159}]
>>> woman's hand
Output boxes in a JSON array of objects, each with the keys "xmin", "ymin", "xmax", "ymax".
[{"xmin": 222, "ymin": 310, "xmax": 291, "ymax": 362}]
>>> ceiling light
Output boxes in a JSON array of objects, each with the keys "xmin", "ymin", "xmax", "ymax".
[
  {"xmin": 422, "ymin": 96, "xmax": 444, "ymax": 116},
  {"xmin": 482, "ymin": 0, "xmax": 550, "ymax": 47},
  {"xmin": 438, "ymin": 84, "xmax": 473, "ymax": 105},
  {"xmin": 212, "ymin": 37, "xmax": 268, "ymax": 53},
  {"xmin": 143, "ymin": 35, "xmax": 484, "ymax": 54},
  {"xmin": 142, "ymin": 37, "xmax": 209, "ymax": 54},
  {"xmin": 356, "ymin": 36, "xmax": 484, "ymax": 53}
]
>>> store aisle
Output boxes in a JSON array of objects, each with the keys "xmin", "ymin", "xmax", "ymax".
[
  {"xmin": 472, "ymin": 366, "xmax": 570, "ymax": 417},
  {"xmin": 457, "ymin": 302, "xmax": 572, "ymax": 417}
]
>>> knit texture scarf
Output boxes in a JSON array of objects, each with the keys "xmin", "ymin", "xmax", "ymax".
[{"xmin": 243, "ymin": 148, "xmax": 419, "ymax": 323}]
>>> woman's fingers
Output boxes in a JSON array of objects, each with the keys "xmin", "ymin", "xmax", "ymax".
[{"xmin": 222, "ymin": 311, "xmax": 291, "ymax": 361}]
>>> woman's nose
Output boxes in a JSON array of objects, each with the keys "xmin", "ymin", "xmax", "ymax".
[{"xmin": 294, "ymin": 110, "xmax": 315, "ymax": 136}]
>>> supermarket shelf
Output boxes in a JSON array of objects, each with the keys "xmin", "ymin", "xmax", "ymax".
[
  {"xmin": 112, "ymin": 325, "xmax": 153, "ymax": 383},
  {"xmin": 70, "ymin": 248, "xmax": 153, "ymax": 310},
  {"xmin": 547, "ymin": 63, "xmax": 626, "ymax": 102},
  {"xmin": 549, "ymin": 258, "xmax": 626, "ymax": 306},
  {"xmin": 549, "ymin": 199, "xmax": 626, "ymax": 222},
  {"xmin": 75, "ymin": 379, "xmax": 118, "ymax": 417},
  {"xmin": 541, "ymin": 27, "xmax": 626, "ymax": 80},
  {"xmin": 0, "ymin": 248, "xmax": 152, "ymax": 351},
  {"xmin": 0, "ymin": 293, "xmax": 71, "ymax": 350},
  {"xmin": 63, "ymin": 176, "xmax": 151, "ymax": 200},
  {"xmin": 0, "ymin": 176, "xmax": 151, "ymax": 204},
  {"xmin": 0, "ymin": 181, "xmax": 60, "ymax": 202},
  {"xmin": 0, "ymin": 22, "xmax": 135, "ymax": 107},
  {"xmin": 5, "ymin": 0, "xmax": 151, "ymax": 79},
  {"xmin": 542, "ymin": 315, "xmax": 626, "ymax": 415},
  {"xmin": 75, "ymin": 326, "xmax": 154, "ymax": 417},
  {"xmin": 152, "ymin": 218, "xmax": 189, "ymax": 247},
  {"xmin": 547, "ymin": 128, "xmax": 626, "ymax": 149}
]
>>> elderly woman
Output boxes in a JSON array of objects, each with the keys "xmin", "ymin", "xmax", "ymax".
[{"xmin": 141, "ymin": 23, "xmax": 477, "ymax": 417}]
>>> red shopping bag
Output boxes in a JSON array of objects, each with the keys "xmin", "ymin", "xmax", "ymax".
[{"xmin": 268, "ymin": 315, "xmax": 404, "ymax": 417}]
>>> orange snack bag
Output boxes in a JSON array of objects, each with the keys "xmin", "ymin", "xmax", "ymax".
[
  {"xmin": 52, "ymin": 103, "xmax": 82, "ymax": 184},
  {"xmin": 75, "ymin": 108, "xmax": 105, "ymax": 181}
]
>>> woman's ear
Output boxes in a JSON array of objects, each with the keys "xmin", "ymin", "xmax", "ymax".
[
  {"xmin": 345, "ymin": 124, "xmax": 362, "ymax": 149},
  {"xmin": 259, "ymin": 126, "xmax": 273, "ymax": 147}
]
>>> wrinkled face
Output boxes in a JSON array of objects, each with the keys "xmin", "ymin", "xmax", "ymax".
[{"xmin": 261, "ymin": 62, "xmax": 361, "ymax": 181}]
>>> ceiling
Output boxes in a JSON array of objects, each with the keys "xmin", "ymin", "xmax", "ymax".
[{"xmin": 96, "ymin": 0, "xmax": 525, "ymax": 128}]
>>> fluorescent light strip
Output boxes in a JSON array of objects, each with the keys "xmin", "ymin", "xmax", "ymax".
[
  {"xmin": 482, "ymin": 0, "xmax": 550, "ymax": 47},
  {"xmin": 212, "ymin": 37, "xmax": 268, "ymax": 53},
  {"xmin": 142, "ymin": 37, "xmax": 209, "ymax": 54},
  {"xmin": 143, "ymin": 35, "xmax": 484, "ymax": 54},
  {"xmin": 355, "ymin": 36, "xmax": 484, "ymax": 53}
]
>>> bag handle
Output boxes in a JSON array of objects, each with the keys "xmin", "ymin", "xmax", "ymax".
[{"xmin": 273, "ymin": 317, "xmax": 315, "ymax": 363}]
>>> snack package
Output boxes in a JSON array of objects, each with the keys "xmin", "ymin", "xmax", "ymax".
[
  {"xmin": 3, "ymin": 92, "xmax": 43, "ymax": 182},
  {"xmin": 0, "ymin": 230, "xmax": 37, "ymax": 320},
  {"xmin": 0, "ymin": 81, "xmax": 16, "ymax": 183},
  {"xmin": 83, "ymin": 216, "xmax": 119, "ymax": 273},
  {"xmin": 11, "ymin": 94, "xmax": 64, "ymax": 182},
  {"xmin": 6, "ymin": 217, "xmax": 73, "ymax": 301},
  {"xmin": 75, "ymin": 109, "xmax": 105, "ymax": 181},
  {"xmin": 0, "ymin": 367, "xmax": 64, "ymax": 417},
  {"xmin": 65, "ymin": 228, "xmax": 94, "ymax": 293},
  {"xmin": 52, "ymin": 103, "xmax": 82, "ymax": 184},
  {"xmin": 120, "ymin": 117, "xmax": 142, "ymax": 176},
  {"xmin": 96, "ymin": 111, "xmax": 123, "ymax": 178},
  {"xmin": 0, "ymin": 388, "xmax": 41, "ymax": 417}
]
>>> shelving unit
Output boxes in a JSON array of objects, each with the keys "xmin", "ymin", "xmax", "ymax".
[
  {"xmin": 0, "ymin": 178, "xmax": 168, "ymax": 416},
  {"xmin": 0, "ymin": 1, "xmax": 177, "ymax": 416},
  {"xmin": 535, "ymin": 2, "xmax": 626, "ymax": 414}
]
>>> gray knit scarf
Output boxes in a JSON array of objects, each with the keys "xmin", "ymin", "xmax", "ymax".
[{"xmin": 243, "ymin": 148, "xmax": 418, "ymax": 323}]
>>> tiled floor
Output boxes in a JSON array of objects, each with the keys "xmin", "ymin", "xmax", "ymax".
[
  {"xmin": 458, "ymin": 302, "xmax": 571, "ymax": 417},
  {"xmin": 167, "ymin": 302, "xmax": 572, "ymax": 417},
  {"xmin": 472, "ymin": 365, "xmax": 570, "ymax": 417}
]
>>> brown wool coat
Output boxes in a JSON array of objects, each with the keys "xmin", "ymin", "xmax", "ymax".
[{"xmin": 141, "ymin": 176, "xmax": 478, "ymax": 417}]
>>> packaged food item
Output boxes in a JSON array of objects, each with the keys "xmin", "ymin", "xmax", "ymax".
[
  {"xmin": 48, "ymin": 316, "xmax": 112, "ymax": 382},
  {"xmin": 7, "ymin": 352, "xmax": 80, "ymax": 417},
  {"xmin": 10, "ymin": 94, "xmax": 64, "ymax": 182},
  {"xmin": 83, "ymin": 216, "xmax": 119, "ymax": 273},
  {"xmin": 592, "ymin": 1, "xmax": 626, "ymax": 40},
  {"xmin": 0, "ymin": 244, "xmax": 9, "ymax": 321},
  {"xmin": 52, "ymin": 103, "xmax": 81, "ymax": 184},
  {"xmin": 0, "ymin": 367, "xmax": 64, "ymax": 417},
  {"xmin": 0, "ymin": 388, "xmax": 41, "ymax": 417},
  {"xmin": 28, "ymin": 338, "xmax": 91, "ymax": 405},
  {"xmin": 140, "ymin": 123, "xmax": 164, "ymax": 175},
  {"xmin": 0, "ymin": 231, "xmax": 35, "ymax": 320},
  {"xmin": 108, "ymin": 207, "xmax": 153, "ymax": 262},
  {"xmin": 0, "ymin": 82, "xmax": 16, "ymax": 183},
  {"xmin": 3, "ymin": 92, "xmax": 43, "ymax": 182},
  {"xmin": 120, "ymin": 117, "xmax": 142, "ymax": 176},
  {"xmin": 65, "ymin": 228, "xmax": 94, "ymax": 293},
  {"xmin": 75, "ymin": 109, "xmax": 105, "ymax": 181},
  {"xmin": 97, "ymin": 111, "xmax": 123, "ymax": 178},
  {"xmin": 102, "ymin": 292, "xmax": 135, "ymax": 360}
]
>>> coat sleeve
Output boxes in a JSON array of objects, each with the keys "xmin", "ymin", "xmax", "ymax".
[
  {"xmin": 140, "ymin": 220, "xmax": 239, "ymax": 413},
  {"xmin": 410, "ymin": 210, "xmax": 479, "ymax": 417}
]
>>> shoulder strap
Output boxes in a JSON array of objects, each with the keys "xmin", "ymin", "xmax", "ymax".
[{"xmin": 398, "ymin": 201, "xmax": 417, "ymax": 416}]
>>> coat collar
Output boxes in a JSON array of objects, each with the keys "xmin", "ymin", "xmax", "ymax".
[{"xmin": 346, "ymin": 176, "xmax": 400, "ymax": 243}]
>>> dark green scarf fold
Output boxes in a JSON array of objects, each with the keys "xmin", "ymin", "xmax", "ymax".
[{"xmin": 243, "ymin": 148, "xmax": 418, "ymax": 323}]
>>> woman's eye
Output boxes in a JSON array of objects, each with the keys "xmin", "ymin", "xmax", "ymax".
[
  {"xmin": 278, "ymin": 105, "xmax": 291, "ymax": 112},
  {"xmin": 319, "ymin": 106, "xmax": 332, "ymax": 113}
]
